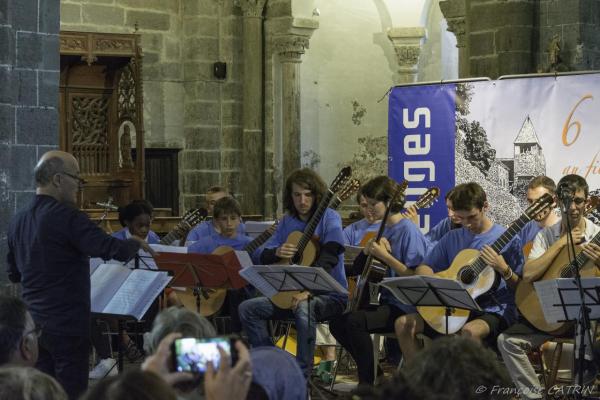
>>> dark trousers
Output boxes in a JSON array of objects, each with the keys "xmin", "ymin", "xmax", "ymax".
[
  {"xmin": 90, "ymin": 317, "xmax": 112, "ymax": 360},
  {"xmin": 36, "ymin": 332, "xmax": 89, "ymax": 400},
  {"xmin": 329, "ymin": 304, "xmax": 405, "ymax": 385}
]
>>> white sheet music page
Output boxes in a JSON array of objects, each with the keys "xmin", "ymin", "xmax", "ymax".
[
  {"xmin": 533, "ymin": 279, "xmax": 565, "ymax": 323},
  {"xmin": 103, "ymin": 269, "xmax": 162, "ymax": 319},
  {"xmin": 239, "ymin": 266, "xmax": 278, "ymax": 298},
  {"xmin": 91, "ymin": 264, "xmax": 130, "ymax": 313}
]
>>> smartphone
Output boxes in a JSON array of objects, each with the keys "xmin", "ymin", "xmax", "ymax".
[{"xmin": 172, "ymin": 336, "xmax": 237, "ymax": 375}]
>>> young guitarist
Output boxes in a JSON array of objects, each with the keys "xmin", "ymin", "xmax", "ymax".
[
  {"xmin": 425, "ymin": 188, "xmax": 461, "ymax": 249},
  {"xmin": 185, "ymin": 186, "xmax": 246, "ymax": 245},
  {"xmin": 498, "ymin": 174, "xmax": 600, "ymax": 400},
  {"xmin": 394, "ymin": 182, "xmax": 523, "ymax": 364},
  {"xmin": 188, "ymin": 197, "xmax": 258, "ymax": 333},
  {"xmin": 329, "ymin": 176, "xmax": 428, "ymax": 386},
  {"xmin": 238, "ymin": 168, "xmax": 348, "ymax": 378}
]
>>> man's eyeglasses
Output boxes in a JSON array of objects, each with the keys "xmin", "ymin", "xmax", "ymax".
[
  {"xmin": 59, "ymin": 171, "xmax": 86, "ymax": 186},
  {"xmin": 572, "ymin": 197, "xmax": 586, "ymax": 205}
]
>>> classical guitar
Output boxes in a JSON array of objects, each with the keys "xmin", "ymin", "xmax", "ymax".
[
  {"xmin": 159, "ymin": 208, "xmax": 208, "ymax": 246},
  {"xmin": 348, "ymin": 180, "xmax": 407, "ymax": 312},
  {"xmin": 358, "ymin": 187, "xmax": 441, "ymax": 246},
  {"xmin": 418, "ymin": 193, "xmax": 554, "ymax": 334},
  {"xmin": 178, "ymin": 221, "xmax": 280, "ymax": 316},
  {"xmin": 270, "ymin": 168, "xmax": 354, "ymax": 309},
  {"xmin": 516, "ymin": 198, "xmax": 600, "ymax": 334}
]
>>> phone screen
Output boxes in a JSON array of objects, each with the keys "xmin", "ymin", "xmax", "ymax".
[{"xmin": 172, "ymin": 337, "xmax": 231, "ymax": 374}]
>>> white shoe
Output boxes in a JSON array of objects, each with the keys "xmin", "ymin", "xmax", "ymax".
[{"xmin": 89, "ymin": 358, "xmax": 117, "ymax": 379}]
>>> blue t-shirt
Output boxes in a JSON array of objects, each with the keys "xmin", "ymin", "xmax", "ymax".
[
  {"xmin": 188, "ymin": 233, "xmax": 253, "ymax": 254},
  {"xmin": 112, "ymin": 227, "xmax": 161, "ymax": 244},
  {"xmin": 423, "ymin": 224, "xmax": 523, "ymax": 324},
  {"xmin": 425, "ymin": 217, "xmax": 457, "ymax": 251},
  {"xmin": 379, "ymin": 219, "xmax": 428, "ymax": 311},
  {"xmin": 343, "ymin": 219, "xmax": 380, "ymax": 246},
  {"xmin": 262, "ymin": 208, "xmax": 348, "ymax": 298},
  {"xmin": 186, "ymin": 220, "xmax": 246, "ymax": 244}
]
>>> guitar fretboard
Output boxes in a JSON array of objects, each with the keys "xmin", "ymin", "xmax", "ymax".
[
  {"xmin": 561, "ymin": 229, "xmax": 600, "ymax": 277},
  {"xmin": 296, "ymin": 189, "xmax": 335, "ymax": 257},
  {"xmin": 244, "ymin": 223, "xmax": 276, "ymax": 254}
]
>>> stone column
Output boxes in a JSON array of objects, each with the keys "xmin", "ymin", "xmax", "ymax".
[
  {"xmin": 440, "ymin": 0, "xmax": 469, "ymax": 78},
  {"xmin": 240, "ymin": 0, "xmax": 267, "ymax": 215},
  {"xmin": 274, "ymin": 34, "xmax": 310, "ymax": 182},
  {"xmin": 386, "ymin": 27, "xmax": 426, "ymax": 84}
]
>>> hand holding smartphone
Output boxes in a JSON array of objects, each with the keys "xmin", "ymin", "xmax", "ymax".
[{"xmin": 172, "ymin": 336, "xmax": 238, "ymax": 375}]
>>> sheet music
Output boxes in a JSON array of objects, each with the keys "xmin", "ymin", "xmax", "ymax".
[
  {"xmin": 245, "ymin": 221, "xmax": 276, "ymax": 238},
  {"xmin": 91, "ymin": 264, "xmax": 130, "ymax": 313},
  {"xmin": 344, "ymin": 245, "xmax": 363, "ymax": 263},
  {"xmin": 240, "ymin": 266, "xmax": 278, "ymax": 298},
  {"xmin": 150, "ymin": 244, "xmax": 188, "ymax": 254},
  {"xmin": 240, "ymin": 265, "xmax": 348, "ymax": 298},
  {"xmin": 534, "ymin": 278, "xmax": 600, "ymax": 323},
  {"xmin": 89, "ymin": 257, "xmax": 104, "ymax": 275},
  {"xmin": 103, "ymin": 269, "xmax": 169, "ymax": 319},
  {"xmin": 131, "ymin": 272, "xmax": 172, "ymax": 319}
]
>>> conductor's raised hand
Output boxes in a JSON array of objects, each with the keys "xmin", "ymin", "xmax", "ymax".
[{"xmin": 130, "ymin": 235, "xmax": 157, "ymax": 257}]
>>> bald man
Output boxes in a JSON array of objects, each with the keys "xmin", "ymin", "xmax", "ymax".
[{"xmin": 6, "ymin": 150, "xmax": 153, "ymax": 399}]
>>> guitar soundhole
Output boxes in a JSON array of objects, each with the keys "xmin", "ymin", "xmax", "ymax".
[{"xmin": 459, "ymin": 268, "xmax": 476, "ymax": 285}]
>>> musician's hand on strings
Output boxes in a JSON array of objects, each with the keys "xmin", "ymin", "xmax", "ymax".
[
  {"xmin": 205, "ymin": 340, "xmax": 252, "ymax": 400},
  {"xmin": 131, "ymin": 235, "xmax": 158, "ymax": 257},
  {"xmin": 276, "ymin": 243, "xmax": 298, "ymax": 259},
  {"xmin": 480, "ymin": 245, "xmax": 509, "ymax": 275},
  {"xmin": 291, "ymin": 291, "xmax": 310, "ymax": 309},
  {"xmin": 142, "ymin": 332, "xmax": 194, "ymax": 386},
  {"xmin": 582, "ymin": 242, "xmax": 600, "ymax": 267}
]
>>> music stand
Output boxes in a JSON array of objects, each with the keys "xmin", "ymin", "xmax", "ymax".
[
  {"xmin": 154, "ymin": 251, "xmax": 249, "ymax": 313},
  {"xmin": 240, "ymin": 265, "xmax": 348, "ymax": 399},
  {"xmin": 378, "ymin": 275, "xmax": 481, "ymax": 336}
]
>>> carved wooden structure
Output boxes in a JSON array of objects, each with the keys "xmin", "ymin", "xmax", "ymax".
[{"xmin": 59, "ymin": 31, "xmax": 144, "ymax": 208}]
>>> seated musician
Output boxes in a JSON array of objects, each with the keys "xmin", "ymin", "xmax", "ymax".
[
  {"xmin": 343, "ymin": 190, "xmax": 382, "ymax": 246},
  {"xmin": 238, "ymin": 168, "xmax": 348, "ymax": 379},
  {"xmin": 185, "ymin": 186, "xmax": 245, "ymax": 245},
  {"xmin": 394, "ymin": 182, "xmax": 522, "ymax": 364},
  {"xmin": 498, "ymin": 174, "xmax": 600, "ymax": 400},
  {"xmin": 425, "ymin": 187, "xmax": 461, "ymax": 249},
  {"xmin": 188, "ymin": 197, "xmax": 257, "ymax": 334},
  {"xmin": 329, "ymin": 176, "xmax": 428, "ymax": 386},
  {"xmin": 111, "ymin": 200, "xmax": 160, "ymax": 244},
  {"xmin": 516, "ymin": 176, "xmax": 561, "ymax": 255}
]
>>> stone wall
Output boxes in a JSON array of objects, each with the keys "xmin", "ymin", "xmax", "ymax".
[
  {"xmin": 0, "ymin": 0, "xmax": 60, "ymax": 286},
  {"xmin": 60, "ymin": 0, "xmax": 246, "ymax": 212}
]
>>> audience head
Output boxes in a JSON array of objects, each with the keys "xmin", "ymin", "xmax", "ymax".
[
  {"xmin": 0, "ymin": 366, "xmax": 67, "ymax": 400},
  {"xmin": 118, "ymin": 200, "xmax": 154, "ymax": 238},
  {"xmin": 246, "ymin": 347, "xmax": 306, "ymax": 400},
  {"xmin": 33, "ymin": 150, "xmax": 83, "ymax": 206},
  {"xmin": 205, "ymin": 186, "xmax": 230, "ymax": 214},
  {"xmin": 146, "ymin": 307, "xmax": 216, "ymax": 355},
  {"xmin": 401, "ymin": 336, "xmax": 511, "ymax": 400},
  {"xmin": 283, "ymin": 168, "xmax": 327, "ymax": 220},
  {"xmin": 0, "ymin": 296, "xmax": 39, "ymax": 367},
  {"xmin": 81, "ymin": 369, "xmax": 176, "ymax": 400}
]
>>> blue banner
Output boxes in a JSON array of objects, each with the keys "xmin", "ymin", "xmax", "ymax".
[{"xmin": 388, "ymin": 84, "xmax": 456, "ymax": 233}]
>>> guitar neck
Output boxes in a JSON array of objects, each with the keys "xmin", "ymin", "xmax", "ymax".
[
  {"xmin": 159, "ymin": 222, "xmax": 189, "ymax": 245},
  {"xmin": 244, "ymin": 224, "xmax": 275, "ymax": 254},
  {"xmin": 563, "ymin": 229, "xmax": 600, "ymax": 277},
  {"xmin": 296, "ymin": 190, "xmax": 335, "ymax": 256},
  {"xmin": 471, "ymin": 213, "xmax": 532, "ymax": 275}
]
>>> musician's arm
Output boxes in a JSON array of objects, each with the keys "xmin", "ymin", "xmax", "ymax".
[
  {"xmin": 6, "ymin": 236, "xmax": 21, "ymax": 283},
  {"xmin": 312, "ymin": 241, "xmax": 344, "ymax": 272},
  {"xmin": 522, "ymin": 234, "xmax": 566, "ymax": 283},
  {"xmin": 481, "ymin": 245, "xmax": 520, "ymax": 288},
  {"xmin": 415, "ymin": 264, "xmax": 434, "ymax": 276}
]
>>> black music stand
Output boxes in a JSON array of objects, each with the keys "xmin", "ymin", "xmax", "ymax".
[
  {"xmin": 534, "ymin": 277, "xmax": 600, "ymax": 388},
  {"xmin": 239, "ymin": 265, "xmax": 348, "ymax": 399},
  {"xmin": 378, "ymin": 275, "xmax": 481, "ymax": 336}
]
